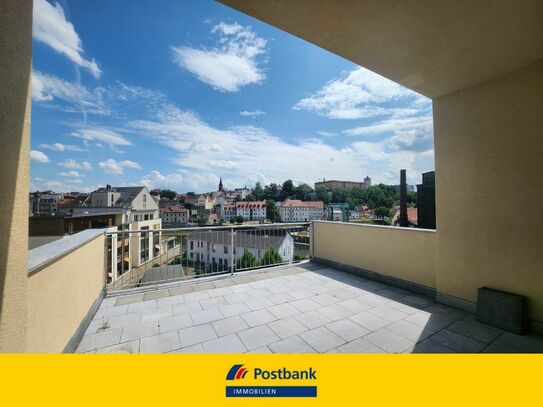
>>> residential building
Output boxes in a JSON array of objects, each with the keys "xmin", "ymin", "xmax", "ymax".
[
  {"xmin": 315, "ymin": 176, "xmax": 371, "ymax": 191},
  {"xmin": 160, "ymin": 205, "xmax": 189, "ymax": 225},
  {"xmin": 219, "ymin": 204, "xmax": 236, "ymax": 222},
  {"xmin": 392, "ymin": 207, "xmax": 418, "ymax": 227},
  {"xmin": 186, "ymin": 229, "xmax": 294, "ymax": 271},
  {"xmin": 277, "ymin": 199, "xmax": 324, "ymax": 222},
  {"xmin": 236, "ymin": 201, "xmax": 266, "ymax": 221},
  {"xmin": 233, "ymin": 187, "xmax": 252, "ymax": 199},
  {"xmin": 29, "ymin": 191, "xmax": 63, "ymax": 217}
]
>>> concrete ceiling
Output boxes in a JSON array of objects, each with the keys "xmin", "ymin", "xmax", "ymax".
[{"xmin": 219, "ymin": 0, "xmax": 543, "ymax": 98}]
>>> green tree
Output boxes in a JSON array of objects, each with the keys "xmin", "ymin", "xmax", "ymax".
[
  {"xmin": 196, "ymin": 214, "xmax": 208, "ymax": 225},
  {"xmin": 266, "ymin": 200, "xmax": 278, "ymax": 222},
  {"xmin": 253, "ymin": 182, "xmax": 264, "ymax": 200},
  {"xmin": 374, "ymin": 206, "xmax": 391, "ymax": 218},
  {"xmin": 261, "ymin": 247, "xmax": 284, "ymax": 266},
  {"xmin": 186, "ymin": 191, "xmax": 195, "ymax": 196},
  {"xmin": 159, "ymin": 189, "xmax": 177, "ymax": 200},
  {"xmin": 281, "ymin": 179, "xmax": 294, "ymax": 198},
  {"xmin": 315, "ymin": 186, "xmax": 330, "ymax": 204},
  {"xmin": 294, "ymin": 183, "xmax": 313, "ymax": 200},
  {"xmin": 234, "ymin": 215, "xmax": 245, "ymax": 224},
  {"xmin": 236, "ymin": 250, "xmax": 259, "ymax": 269},
  {"xmin": 264, "ymin": 183, "xmax": 279, "ymax": 200}
]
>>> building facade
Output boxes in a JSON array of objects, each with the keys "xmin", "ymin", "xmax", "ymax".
[
  {"xmin": 277, "ymin": 199, "xmax": 325, "ymax": 222},
  {"xmin": 314, "ymin": 176, "xmax": 371, "ymax": 191},
  {"xmin": 235, "ymin": 201, "xmax": 266, "ymax": 221},
  {"xmin": 160, "ymin": 205, "xmax": 189, "ymax": 225}
]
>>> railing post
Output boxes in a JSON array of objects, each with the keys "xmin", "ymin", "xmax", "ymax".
[{"xmin": 230, "ymin": 227, "xmax": 235, "ymax": 276}]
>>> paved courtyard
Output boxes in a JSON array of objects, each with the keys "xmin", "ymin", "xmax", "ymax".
[{"xmin": 77, "ymin": 263, "xmax": 543, "ymax": 354}]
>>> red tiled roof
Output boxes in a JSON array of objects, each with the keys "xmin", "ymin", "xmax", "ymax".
[
  {"xmin": 161, "ymin": 205, "xmax": 188, "ymax": 213},
  {"xmin": 236, "ymin": 201, "xmax": 266, "ymax": 209}
]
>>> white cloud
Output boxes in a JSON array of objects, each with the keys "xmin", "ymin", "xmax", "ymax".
[
  {"xmin": 171, "ymin": 22, "xmax": 267, "ymax": 92},
  {"xmin": 58, "ymin": 159, "xmax": 92, "ymax": 170},
  {"xmin": 99, "ymin": 158, "xmax": 141, "ymax": 175},
  {"xmin": 343, "ymin": 116, "xmax": 433, "ymax": 137},
  {"xmin": 119, "ymin": 160, "xmax": 142, "ymax": 170},
  {"xmin": 71, "ymin": 127, "xmax": 132, "ymax": 146},
  {"xmin": 39, "ymin": 142, "xmax": 85, "ymax": 152},
  {"xmin": 33, "ymin": 0, "xmax": 101, "ymax": 78},
  {"xmin": 128, "ymin": 103, "xmax": 434, "ymax": 190},
  {"xmin": 32, "ymin": 71, "xmax": 109, "ymax": 114},
  {"xmin": 58, "ymin": 170, "xmax": 82, "ymax": 178},
  {"xmin": 30, "ymin": 150, "xmax": 50, "ymax": 163},
  {"xmin": 140, "ymin": 170, "xmax": 184, "ymax": 189},
  {"xmin": 294, "ymin": 67, "xmax": 428, "ymax": 120},
  {"xmin": 240, "ymin": 109, "xmax": 265, "ymax": 117},
  {"xmin": 388, "ymin": 123, "xmax": 434, "ymax": 153}
]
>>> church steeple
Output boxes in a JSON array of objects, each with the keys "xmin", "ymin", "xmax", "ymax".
[{"xmin": 218, "ymin": 177, "xmax": 224, "ymax": 191}]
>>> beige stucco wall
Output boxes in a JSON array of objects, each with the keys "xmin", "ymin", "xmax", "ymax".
[
  {"xmin": 433, "ymin": 61, "xmax": 543, "ymax": 322},
  {"xmin": 313, "ymin": 222, "xmax": 436, "ymax": 289},
  {"xmin": 26, "ymin": 235, "xmax": 105, "ymax": 353},
  {"xmin": 0, "ymin": 0, "xmax": 32, "ymax": 352}
]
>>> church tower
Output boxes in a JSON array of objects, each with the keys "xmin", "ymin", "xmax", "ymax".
[{"xmin": 218, "ymin": 177, "xmax": 224, "ymax": 192}]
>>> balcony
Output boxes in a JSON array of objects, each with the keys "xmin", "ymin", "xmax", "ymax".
[{"xmin": 77, "ymin": 261, "xmax": 543, "ymax": 354}]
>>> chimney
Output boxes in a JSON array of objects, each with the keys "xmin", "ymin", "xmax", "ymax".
[{"xmin": 399, "ymin": 169, "xmax": 408, "ymax": 227}]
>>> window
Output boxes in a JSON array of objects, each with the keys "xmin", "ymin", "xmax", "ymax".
[
  {"xmin": 224, "ymin": 245, "xmax": 228, "ymax": 254},
  {"xmin": 190, "ymin": 241, "xmax": 194, "ymax": 250}
]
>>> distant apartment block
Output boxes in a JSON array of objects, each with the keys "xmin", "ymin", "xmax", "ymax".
[
  {"xmin": 160, "ymin": 205, "xmax": 189, "ymax": 225},
  {"xmin": 29, "ymin": 191, "xmax": 62, "ymax": 216},
  {"xmin": 278, "ymin": 199, "xmax": 324, "ymax": 222},
  {"xmin": 186, "ymin": 229, "xmax": 294, "ymax": 270},
  {"xmin": 315, "ymin": 175, "xmax": 371, "ymax": 191},
  {"xmin": 219, "ymin": 204, "xmax": 236, "ymax": 222},
  {"xmin": 236, "ymin": 201, "xmax": 266, "ymax": 221}
]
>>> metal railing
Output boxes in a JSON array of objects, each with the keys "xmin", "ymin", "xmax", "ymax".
[{"xmin": 105, "ymin": 223, "xmax": 310, "ymax": 292}]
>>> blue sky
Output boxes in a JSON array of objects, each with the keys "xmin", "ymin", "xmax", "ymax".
[{"xmin": 30, "ymin": 0, "xmax": 434, "ymax": 194}]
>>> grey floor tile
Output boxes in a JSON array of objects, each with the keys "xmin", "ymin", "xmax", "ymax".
[
  {"xmin": 290, "ymin": 298, "xmax": 322, "ymax": 313},
  {"xmin": 299, "ymin": 326, "xmax": 346, "ymax": 352},
  {"xmin": 337, "ymin": 337, "xmax": 386, "ymax": 353},
  {"xmin": 244, "ymin": 297, "xmax": 275, "ymax": 311},
  {"xmin": 336, "ymin": 298, "xmax": 372, "ymax": 314},
  {"xmin": 488, "ymin": 332, "xmax": 543, "ymax": 353},
  {"xmin": 143, "ymin": 290, "xmax": 169, "ymax": 301},
  {"xmin": 200, "ymin": 296, "xmax": 229, "ymax": 310},
  {"xmin": 172, "ymin": 301, "xmax": 202, "ymax": 315},
  {"xmin": 178, "ymin": 323, "xmax": 217, "ymax": 347},
  {"xmin": 212, "ymin": 315, "xmax": 250, "ymax": 337},
  {"xmin": 385, "ymin": 320, "xmax": 433, "ymax": 343},
  {"xmin": 94, "ymin": 304, "xmax": 129, "ymax": 319},
  {"xmin": 183, "ymin": 291, "xmax": 210, "ymax": 302},
  {"xmin": 141, "ymin": 306, "xmax": 172, "ymax": 323},
  {"xmin": 404, "ymin": 311, "xmax": 452, "ymax": 332},
  {"xmin": 424, "ymin": 304, "xmax": 466, "ymax": 323},
  {"xmin": 267, "ymin": 317, "xmax": 308, "ymax": 339},
  {"xmin": 295, "ymin": 310, "xmax": 333, "ymax": 330},
  {"xmin": 153, "ymin": 295, "xmax": 183, "ymax": 308},
  {"xmin": 268, "ymin": 336, "xmax": 315, "ymax": 353},
  {"xmin": 96, "ymin": 340, "xmax": 140, "ymax": 354},
  {"xmin": 268, "ymin": 303, "xmax": 300, "ymax": 319},
  {"xmin": 368, "ymin": 305, "xmax": 409, "ymax": 322},
  {"xmin": 114, "ymin": 294, "xmax": 144, "ymax": 306},
  {"xmin": 241, "ymin": 309, "xmax": 276, "ymax": 327},
  {"xmin": 326, "ymin": 319, "xmax": 370, "ymax": 341},
  {"xmin": 224, "ymin": 292, "xmax": 252, "ymax": 304},
  {"xmin": 349, "ymin": 311, "xmax": 390, "ymax": 331},
  {"xmin": 207, "ymin": 286, "xmax": 233, "ymax": 298},
  {"xmin": 312, "ymin": 293, "xmax": 341, "ymax": 306},
  {"xmin": 158, "ymin": 314, "xmax": 193, "ymax": 333},
  {"xmin": 410, "ymin": 338, "xmax": 457, "ymax": 353},
  {"xmin": 447, "ymin": 319, "xmax": 503, "ymax": 344},
  {"xmin": 190, "ymin": 308, "xmax": 224, "ymax": 325},
  {"xmin": 237, "ymin": 325, "xmax": 280, "ymax": 350},
  {"xmin": 400, "ymin": 294, "xmax": 435, "ymax": 309},
  {"xmin": 103, "ymin": 312, "xmax": 142, "ymax": 329},
  {"xmin": 202, "ymin": 334, "xmax": 247, "ymax": 353},
  {"xmin": 429, "ymin": 329, "xmax": 486, "ymax": 352},
  {"xmin": 219, "ymin": 302, "xmax": 251, "ymax": 317},
  {"xmin": 127, "ymin": 299, "xmax": 158, "ymax": 313},
  {"xmin": 319, "ymin": 303, "xmax": 354, "ymax": 321},
  {"xmin": 121, "ymin": 321, "xmax": 160, "ymax": 342},
  {"xmin": 245, "ymin": 346, "xmax": 272, "ymax": 354},
  {"xmin": 77, "ymin": 328, "xmax": 123, "ymax": 353},
  {"xmin": 169, "ymin": 344, "xmax": 204, "ymax": 353},
  {"xmin": 140, "ymin": 331, "xmax": 181, "ymax": 353},
  {"xmin": 168, "ymin": 285, "xmax": 194, "ymax": 296},
  {"xmin": 364, "ymin": 328, "xmax": 415, "ymax": 353}
]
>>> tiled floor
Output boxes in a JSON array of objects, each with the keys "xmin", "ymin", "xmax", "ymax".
[{"xmin": 76, "ymin": 263, "xmax": 543, "ymax": 354}]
